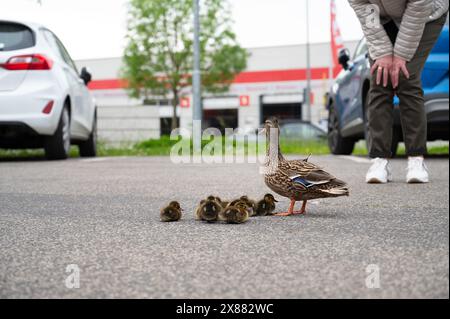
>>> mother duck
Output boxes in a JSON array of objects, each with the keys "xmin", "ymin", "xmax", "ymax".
[{"xmin": 262, "ymin": 118, "xmax": 349, "ymax": 216}]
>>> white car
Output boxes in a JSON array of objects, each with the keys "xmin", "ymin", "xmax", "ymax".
[{"xmin": 0, "ymin": 20, "xmax": 97, "ymax": 160}]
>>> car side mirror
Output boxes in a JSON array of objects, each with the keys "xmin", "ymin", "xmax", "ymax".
[
  {"xmin": 80, "ymin": 67, "xmax": 92, "ymax": 85},
  {"xmin": 338, "ymin": 48, "xmax": 351, "ymax": 70}
]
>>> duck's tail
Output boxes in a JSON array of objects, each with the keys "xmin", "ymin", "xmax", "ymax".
[
  {"xmin": 320, "ymin": 186, "xmax": 349, "ymax": 196},
  {"xmin": 320, "ymin": 179, "xmax": 350, "ymax": 197}
]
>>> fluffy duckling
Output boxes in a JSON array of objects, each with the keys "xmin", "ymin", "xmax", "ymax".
[
  {"xmin": 208, "ymin": 195, "xmax": 224, "ymax": 205},
  {"xmin": 255, "ymin": 194, "xmax": 278, "ymax": 216},
  {"xmin": 227, "ymin": 198, "xmax": 242, "ymax": 207},
  {"xmin": 219, "ymin": 201, "xmax": 249, "ymax": 224},
  {"xmin": 195, "ymin": 197, "xmax": 222, "ymax": 222},
  {"xmin": 160, "ymin": 201, "xmax": 183, "ymax": 222},
  {"xmin": 213, "ymin": 196, "xmax": 229, "ymax": 208},
  {"xmin": 227, "ymin": 198, "xmax": 254, "ymax": 217},
  {"xmin": 195, "ymin": 199, "xmax": 206, "ymax": 220},
  {"xmin": 240, "ymin": 195, "xmax": 257, "ymax": 216}
]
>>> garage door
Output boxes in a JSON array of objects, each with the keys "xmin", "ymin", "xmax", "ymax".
[
  {"xmin": 203, "ymin": 109, "xmax": 238, "ymax": 133},
  {"xmin": 260, "ymin": 93, "xmax": 303, "ymax": 122}
]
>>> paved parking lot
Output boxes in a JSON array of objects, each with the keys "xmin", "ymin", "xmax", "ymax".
[{"xmin": 0, "ymin": 155, "xmax": 448, "ymax": 298}]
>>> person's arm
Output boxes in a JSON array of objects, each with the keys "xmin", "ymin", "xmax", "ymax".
[
  {"xmin": 348, "ymin": 0, "xmax": 393, "ymax": 60},
  {"xmin": 393, "ymin": 0, "xmax": 433, "ymax": 62}
]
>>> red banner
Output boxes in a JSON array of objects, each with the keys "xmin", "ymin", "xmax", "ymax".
[{"xmin": 330, "ymin": 0, "xmax": 344, "ymax": 76}]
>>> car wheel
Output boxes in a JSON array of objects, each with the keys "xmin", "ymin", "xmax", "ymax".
[
  {"xmin": 327, "ymin": 101, "xmax": 355, "ymax": 155},
  {"xmin": 79, "ymin": 111, "xmax": 97, "ymax": 157},
  {"xmin": 45, "ymin": 105, "xmax": 71, "ymax": 160}
]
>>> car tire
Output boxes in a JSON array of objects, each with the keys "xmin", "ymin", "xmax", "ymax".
[
  {"xmin": 79, "ymin": 111, "xmax": 97, "ymax": 157},
  {"xmin": 327, "ymin": 101, "xmax": 355, "ymax": 155},
  {"xmin": 44, "ymin": 105, "xmax": 71, "ymax": 160}
]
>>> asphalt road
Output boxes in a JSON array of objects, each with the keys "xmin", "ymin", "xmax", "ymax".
[{"xmin": 0, "ymin": 155, "xmax": 448, "ymax": 298}]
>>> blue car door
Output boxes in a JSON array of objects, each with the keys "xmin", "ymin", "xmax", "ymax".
[{"xmin": 336, "ymin": 39, "xmax": 369, "ymax": 135}]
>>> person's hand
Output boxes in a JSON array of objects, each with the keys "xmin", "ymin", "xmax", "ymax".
[
  {"xmin": 390, "ymin": 56, "xmax": 410, "ymax": 89},
  {"xmin": 370, "ymin": 55, "xmax": 393, "ymax": 87}
]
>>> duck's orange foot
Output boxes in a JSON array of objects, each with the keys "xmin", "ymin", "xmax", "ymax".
[
  {"xmin": 274, "ymin": 212, "xmax": 294, "ymax": 217},
  {"xmin": 292, "ymin": 201, "xmax": 307, "ymax": 215},
  {"xmin": 275, "ymin": 199, "xmax": 296, "ymax": 216}
]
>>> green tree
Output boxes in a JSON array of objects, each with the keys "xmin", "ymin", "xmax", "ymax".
[{"xmin": 122, "ymin": 0, "xmax": 248, "ymax": 130}]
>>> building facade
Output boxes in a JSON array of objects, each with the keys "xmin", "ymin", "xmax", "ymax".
[{"xmin": 75, "ymin": 40, "xmax": 359, "ymax": 145}]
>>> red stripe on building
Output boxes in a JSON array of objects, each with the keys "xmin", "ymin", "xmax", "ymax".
[
  {"xmin": 88, "ymin": 67, "xmax": 333, "ymax": 90},
  {"xmin": 233, "ymin": 67, "xmax": 331, "ymax": 83},
  {"xmin": 88, "ymin": 79, "xmax": 129, "ymax": 90}
]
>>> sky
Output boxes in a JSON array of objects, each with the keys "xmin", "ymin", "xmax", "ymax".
[{"xmin": 0, "ymin": 0, "xmax": 363, "ymax": 60}]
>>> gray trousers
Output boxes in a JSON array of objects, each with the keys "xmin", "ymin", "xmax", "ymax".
[{"xmin": 367, "ymin": 13, "xmax": 448, "ymax": 158}]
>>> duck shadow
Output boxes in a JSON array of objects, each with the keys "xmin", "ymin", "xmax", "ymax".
[{"xmin": 295, "ymin": 212, "xmax": 340, "ymax": 219}]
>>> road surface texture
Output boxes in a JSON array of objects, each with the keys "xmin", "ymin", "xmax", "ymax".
[{"xmin": 0, "ymin": 155, "xmax": 448, "ymax": 298}]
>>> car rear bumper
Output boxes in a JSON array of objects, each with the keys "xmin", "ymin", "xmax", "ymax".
[
  {"xmin": 393, "ymin": 95, "xmax": 449, "ymax": 123},
  {"xmin": 0, "ymin": 121, "xmax": 44, "ymax": 148},
  {"xmin": 0, "ymin": 85, "xmax": 64, "ymax": 136},
  {"xmin": 393, "ymin": 95, "xmax": 449, "ymax": 140},
  {"xmin": 425, "ymin": 96, "xmax": 449, "ymax": 124},
  {"xmin": 425, "ymin": 96, "xmax": 449, "ymax": 140}
]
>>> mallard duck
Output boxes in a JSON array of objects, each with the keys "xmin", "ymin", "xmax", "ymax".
[
  {"xmin": 219, "ymin": 202, "xmax": 249, "ymax": 224},
  {"xmin": 160, "ymin": 201, "xmax": 183, "ymax": 222},
  {"xmin": 262, "ymin": 118, "xmax": 349, "ymax": 216},
  {"xmin": 195, "ymin": 196, "xmax": 222, "ymax": 222},
  {"xmin": 255, "ymin": 193, "xmax": 278, "ymax": 216}
]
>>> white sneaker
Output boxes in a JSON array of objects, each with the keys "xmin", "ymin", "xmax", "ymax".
[
  {"xmin": 406, "ymin": 157, "xmax": 429, "ymax": 183},
  {"xmin": 366, "ymin": 158, "xmax": 392, "ymax": 184}
]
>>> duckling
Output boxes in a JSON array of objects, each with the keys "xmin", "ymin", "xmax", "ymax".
[
  {"xmin": 240, "ymin": 195, "xmax": 257, "ymax": 216},
  {"xmin": 211, "ymin": 196, "xmax": 230, "ymax": 208},
  {"xmin": 227, "ymin": 198, "xmax": 254, "ymax": 217},
  {"xmin": 195, "ymin": 200, "xmax": 206, "ymax": 220},
  {"xmin": 213, "ymin": 196, "xmax": 226, "ymax": 207},
  {"xmin": 195, "ymin": 197, "xmax": 222, "ymax": 222},
  {"xmin": 255, "ymin": 194, "xmax": 278, "ymax": 216},
  {"xmin": 227, "ymin": 198, "xmax": 242, "ymax": 207},
  {"xmin": 160, "ymin": 201, "xmax": 183, "ymax": 222},
  {"xmin": 219, "ymin": 202, "xmax": 249, "ymax": 224},
  {"xmin": 207, "ymin": 195, "xmax": 224, "ymax": 205}
]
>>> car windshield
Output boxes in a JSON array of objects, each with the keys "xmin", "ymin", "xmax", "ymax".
[
  {"xmin": 0, "ymin": 22, "xmax": 35, "ymax": 51},
  {"xmin": 280, "ymin": 123, "xmax": 325, "ymax": 140},
  {"xmin": 353, "ymin": 38, "xmax": 367, "ymax": 60}
]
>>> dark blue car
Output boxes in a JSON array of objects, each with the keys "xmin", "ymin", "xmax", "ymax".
[{"xmin": 327, "ymin": 26, "xmax": 449, "ymax": 156}]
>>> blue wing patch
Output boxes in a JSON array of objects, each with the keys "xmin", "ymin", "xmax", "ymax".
[{"xmin": 292, "ymin": 177, "xmax": 314, "ymax": 188}]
